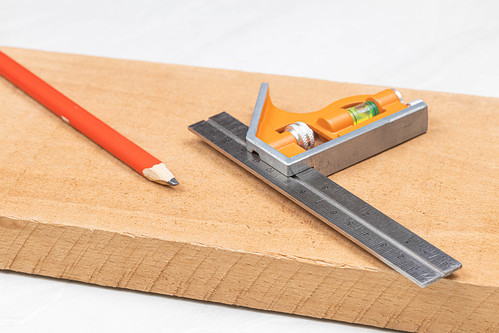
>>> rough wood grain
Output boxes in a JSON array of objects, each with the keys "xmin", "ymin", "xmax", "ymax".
[{"xmin": 0, "ymin": 47, "xmax": 497, "ymax": 332}]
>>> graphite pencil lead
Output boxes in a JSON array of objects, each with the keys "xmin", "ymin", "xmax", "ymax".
[
  {"xmin": 142, "ymin": 162, "xmax": 178, "ymax": 186},
  {"xmin": 168, "ymin": 178, "xmax": 179, "ymax": 186}
]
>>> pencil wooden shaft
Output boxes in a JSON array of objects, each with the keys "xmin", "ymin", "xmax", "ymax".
[{"xmin": 0, "ymin": 51, "xmax": 161, "ymax": 176}]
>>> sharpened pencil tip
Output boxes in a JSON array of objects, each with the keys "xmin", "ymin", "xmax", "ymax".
[
  {"xmin": 142, "ymin": 162, "xmax": 178, "ymax": 187},
  {"xmin": 168, "ymin": 178, "xmax": 179, "ymax": 186}
]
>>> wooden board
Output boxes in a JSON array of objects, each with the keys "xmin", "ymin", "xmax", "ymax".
[{"xmin": 0, "ymin": 47, "xmax": 497, "ymax": 332}]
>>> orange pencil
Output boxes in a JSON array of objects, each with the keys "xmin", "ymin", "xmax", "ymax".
[{"xmin": 0, "ymin": 51, "xmax": 178, "ymax": 186}]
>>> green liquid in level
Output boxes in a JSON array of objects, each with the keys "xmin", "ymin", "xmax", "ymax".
[{"xmin": 346, "ymin": 101, "xmax": 379, "ymax": 125}]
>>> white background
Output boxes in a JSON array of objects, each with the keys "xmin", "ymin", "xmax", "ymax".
[{"xmin": 1, "ymin": 1, "xmax": 498, "ymax": 332}]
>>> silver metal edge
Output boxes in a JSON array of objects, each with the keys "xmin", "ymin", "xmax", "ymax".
[{"xmin": 246, "ymin": 82, "xmax": 269, "ymax": 139}]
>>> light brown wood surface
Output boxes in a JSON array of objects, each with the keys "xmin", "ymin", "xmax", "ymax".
[{"xmin": 0, "ymin": 47, "xmax": 497, "ymax": 332}]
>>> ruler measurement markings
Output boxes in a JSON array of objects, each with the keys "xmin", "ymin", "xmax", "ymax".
[
  {"xmin": 298, "ymin": 166, "xmax": 461, "ymax": 273},
  {"xmin": 281, "ymin": 177, "xmax": 440, "ymax": 284},
  {"xmin": 189, "ymin": 112, "xmax": 461, "ymax": 287}
]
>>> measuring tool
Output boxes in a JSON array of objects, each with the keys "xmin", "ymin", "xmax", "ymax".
[{"xmin": 189, "ymin": 83, "xmax": 462, "ymax": 287}]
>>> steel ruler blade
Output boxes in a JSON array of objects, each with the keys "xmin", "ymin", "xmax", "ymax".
[{"xmin": 189, "ymin": 112, "xmax": 462, "ymax": 287}]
